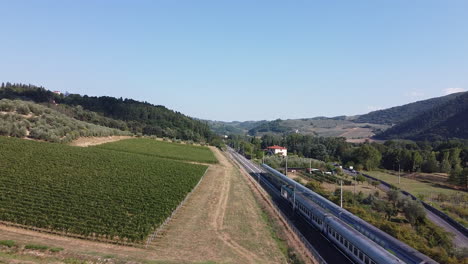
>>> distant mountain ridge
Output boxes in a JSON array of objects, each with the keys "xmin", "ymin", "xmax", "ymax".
[
  {"xmin": 354, "ymin": 92, "xmax": 464, "ymax": 125},
  {"xmin": 205, "ymin": 120, "xmax": 267, "ymax": 135},
  {"xmin": 375, "ymin": 92, "xmax": 468, "ymax": 140},
  {"xmin": 207, "ymin": 92, "xmax": 468, "ymax": 141}
]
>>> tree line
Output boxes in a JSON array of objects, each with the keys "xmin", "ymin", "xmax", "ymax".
[{"xmin": 228, "ymin": 133, "xmax": 468, "ymax": 188}]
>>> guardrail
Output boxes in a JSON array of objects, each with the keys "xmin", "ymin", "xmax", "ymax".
[{"xmin": 421, "ymin": 201, "xmax": 468, "ymax": 237}]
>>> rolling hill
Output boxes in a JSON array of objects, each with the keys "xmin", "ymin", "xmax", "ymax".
[
  {"xmin": 0, "ymin": 99, "xmax": 129, "ymax": 143},
  {"xmin": 354, "ymin": 92, "xmax": 464, "ymax": 125},
  {"xmin": 208, "ymin": 92, "xmax": 467, "ymax": 141},
  {"xmin": 0, "ymin": 82, "xmax": 214, "ymax": 142},
  {"xmin": 245, "ymin": 117, "xmax": 388, "ymax": 141},
  {"xmin": 375, "ymin": 91, "xmax": 468, "ymax": 140},
  {"xmin": 205, "ymin": 119, "xmax": 267, "ymax": 135}
]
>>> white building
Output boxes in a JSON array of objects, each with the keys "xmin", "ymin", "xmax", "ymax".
[{"xmin": 267, "ymin": 145, "xmax": 287, "ymax": 156}]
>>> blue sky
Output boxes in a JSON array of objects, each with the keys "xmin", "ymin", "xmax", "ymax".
[{"xmin": 1, "ymin": 0, "xmax": 467, "ymax": 121}]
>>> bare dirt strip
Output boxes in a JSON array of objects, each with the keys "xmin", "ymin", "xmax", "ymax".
[
  {"xmin": 68, "ymin": 136, "xmax": 133, "ymax": 147},
  {"xmin": 0, "ymin": 147, "xmax": 286, "ymax": 263}
]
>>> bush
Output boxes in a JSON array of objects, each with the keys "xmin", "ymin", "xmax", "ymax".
[
  {"xmin": 16, "ymin": 103, "xmax": 30, "ymax": 115},
  {"xmin": 0, "ymin": 240, "xmax": 16, "ymax": 247},
  {"xmin": 28, "ymin": 103, "xmax": 43, "ymax": 115},
  {"xmin": 10, "ymin": 124, "xmax": 27, "ymax": 138},
  {"xmin": 25, "ymin": 244, "xmax": 49, "ymax": 251},
  {"xmin": 0, "ymin": 99, "xmax": 15, "ymax": 112},
  {"xmin": 49, "ymin": 247, "xmax": 64, "ymax": 252},
  {"xmin": 0, "ymin": 120, "xmax": 11, "ymax": 136}
]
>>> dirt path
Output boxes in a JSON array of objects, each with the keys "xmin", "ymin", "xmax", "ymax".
[
  {"xmin": 0, "ymin": 148, "xmax": 286, "ymax": 263},
  {"xmin": 148, "ymin": 147, "xmax": 285, "ymax": 263},
  {"xmin": 68, "ymin": 136, "xmax": 133, "ymax": 147}
]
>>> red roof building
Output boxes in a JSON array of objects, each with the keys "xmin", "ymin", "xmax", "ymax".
[{"xmin": 266, "ymin": 145, "xmax": 287, "ymax": 156}]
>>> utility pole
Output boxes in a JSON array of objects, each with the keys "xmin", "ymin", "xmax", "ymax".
[
  {"xmin": 309, "ymin": 158, "xmax": 311, "ymax": 174},
  {"xmin": 398, "ymin": 163, "xmax": 401, "ymax": 184},
  {"xmin": 340, "ymin": 180, "xmax": 343, "ymax": 208},
  {"xmin": 285, "ymin": 156, "xmax": 288, "ymax": 176},
  {"xmin": 353, "ymin": 172, "xmax": 356, "ymax": 204},
  {"xmin": 293, "ymin": 181, "xmax": 296, "ymax": 212}
]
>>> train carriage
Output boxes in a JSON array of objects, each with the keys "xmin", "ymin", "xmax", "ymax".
[{"xmin": 262, "ymin": 164, "xmax": 438, "ymax": 264}]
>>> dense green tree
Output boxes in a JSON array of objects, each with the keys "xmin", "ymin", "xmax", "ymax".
[
  {"xmin": 421, "ymin": 152, "xmax": 439, "ymax": 173},
  {"xmin": 353, "ymin": 144, "xmax": 382, "ymax": 170},
  {"xmin": 440, "ymin": 152, "xmax": 452, "ymax": 173},
  {"xmin": 402, "ymin": 199, "xmax": 426, "ymax": 226},
  {"xmin": 410, "ymin": 151, "xmax": 423, "ymax": 172},
  {"xmin": 460, "ymin": 168, "xmax": 468, "ymax": 188}
]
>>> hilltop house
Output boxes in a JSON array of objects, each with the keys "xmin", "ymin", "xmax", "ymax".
[{"xmin": 266, "ymin": 145, "xmax": 287, "ymax": 156}]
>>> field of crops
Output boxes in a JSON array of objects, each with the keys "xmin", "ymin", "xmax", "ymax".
[
  {"xmin": 0, "ymin": 137, "xmax": 208, "ymax": 242},
  {"xmin": 95, "ymin": 138, "xmax": 218, "ymax": 163}
]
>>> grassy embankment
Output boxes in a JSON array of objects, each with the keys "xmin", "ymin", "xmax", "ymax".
[{"xmin": 366, "ymin": 170, "xmax": 468, "ymax": 228}]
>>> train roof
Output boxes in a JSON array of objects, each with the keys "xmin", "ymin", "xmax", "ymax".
[
  {"xmin": 326, "ymin": 215, "xmax": 404, "ymax": 264},
  {"xmin": 295, "ymin": 192, "xmax": 328, "ymax": 218},
  {"xmin": 262, "ymin": 163, "xmax": 438, "ymax": 264}
]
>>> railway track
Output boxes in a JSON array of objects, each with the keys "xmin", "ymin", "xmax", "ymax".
[{"xmin": 228, "ymin": 148, "xmax": 354, "ymax": 264}]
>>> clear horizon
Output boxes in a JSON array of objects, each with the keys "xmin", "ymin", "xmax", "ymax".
[{"xmin": 1, "ymin": 1, "xmax": 467, "ymax": 122}]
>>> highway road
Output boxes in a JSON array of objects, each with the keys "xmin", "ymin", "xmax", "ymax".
[{"xmin": 228, "ymin": 149, "xmax": 354, "ymax": 264}]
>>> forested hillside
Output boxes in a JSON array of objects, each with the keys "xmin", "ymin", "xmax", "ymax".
[
  {"xmin": 0, "ymin": 82, "xmax": 214, "ymax": 142},
  {"xmin": 248, "ymin": 119, "xmax": 290, "ymax": 135},
  {"xmin": 355, "ymin": 92, "xmax": 464, "ymax": 125},
  {"xmin": 376, "ymin": 92, "xmax": 468, "ymax": 140},
  {"xmin": 205, "ymin": 120, "xmax": 266, "ymax": 135}
]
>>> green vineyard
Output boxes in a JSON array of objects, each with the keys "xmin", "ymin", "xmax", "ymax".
[
  {"xmin": 96, "ymin": 138, "xmax": 218, "ymax": 164},
  {"xmin": 0, "ymin": 137, "xmax": 208, "ymax": 242}
]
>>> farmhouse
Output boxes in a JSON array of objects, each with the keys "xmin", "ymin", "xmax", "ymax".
[{"xmin": 267, "ymin": 145, "xmax": 287, "ymax": 156}]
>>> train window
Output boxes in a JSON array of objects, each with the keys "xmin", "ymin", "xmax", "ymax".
[
  {"xmin": 359, "ymin": 252, "xmax": 364, "ymax": 261},
  {"xmin": 364, "ymin": 256, "xmax": 369, "ymax": 264},
  {"xmin": 353, "ymin": 247, "xmax": 358, "ymax": 256}
]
